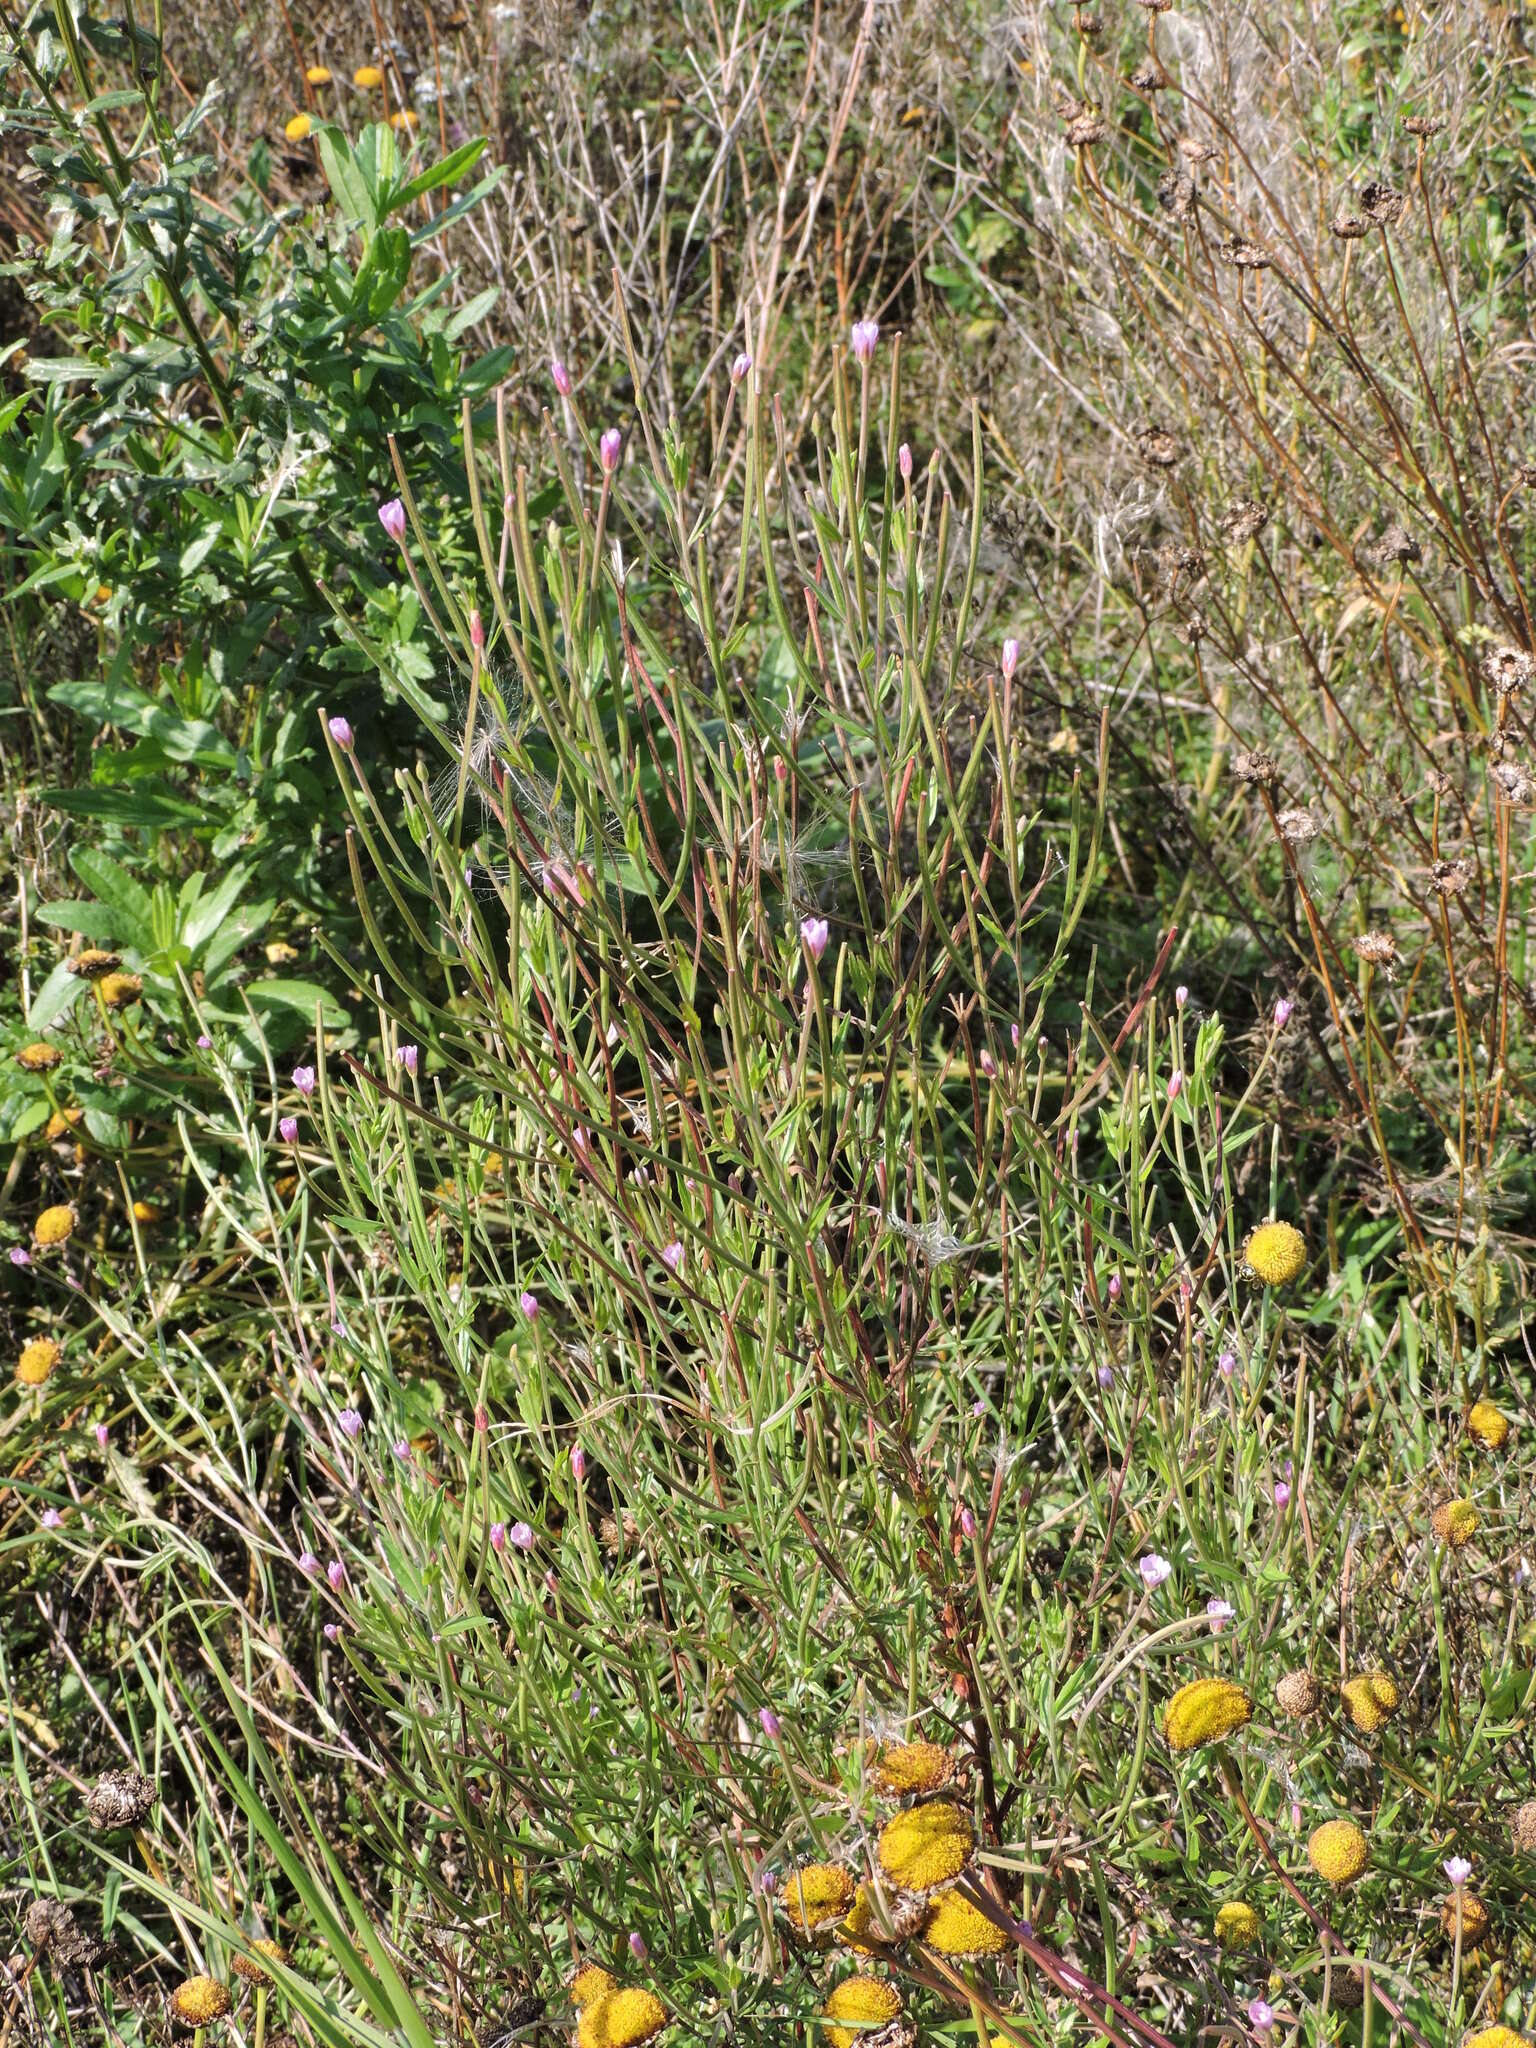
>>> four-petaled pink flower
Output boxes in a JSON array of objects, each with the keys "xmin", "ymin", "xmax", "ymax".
[
  {"xmin": 551, "ymin": 358, "xmax": 572, "ymax": 397},
  {"xmin": 292, "ymin": 1066, "xmax": 316, "ymax": 1096},
  {"xmin": 1138, "ymin": 1552, "xmax": 1173, "ymax": 1590},
  {"xmin": 328, "ymin": 715, "xmax": 353, "ymax": 748},
  {"xmin": 378, "ymin": 498, "xmax": 406, "ymax": 543},
  {"xmin": 396, "ymin": 1043, "xmax": 418, "ymax": 1076},
  {"xmin": 599, "ymin": 428, "xmax": 623, "ymax": 473},
  {"xmin": 41, "ymin": 1508, "xmax": 63, "ymax": 1529},
  {"xmin": 801, "ymin": 916, "xmax": 829, "ymax": 961},
  {"xmin": 661, "ymin": 1241, "xmax": 684, "ymax": 1274},
  {"xmin": 1206, "ymin": 1597, "xmax": 1235, "ymax": 1632},
  {"xmin": 279, "ymin": 1116, "xmax": 299, "ymax": 1144},
  {"xmin": 850, "ymin": 319, "xmax": 879, "ymax": 363}
]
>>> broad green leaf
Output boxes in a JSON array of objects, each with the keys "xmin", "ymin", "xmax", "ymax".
[{"xmin": 70, "ymin": 847, "xmax": 155, "ymax": 947}]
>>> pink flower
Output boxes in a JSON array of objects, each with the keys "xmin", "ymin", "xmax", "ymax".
[
  {"xmin": 850, "ymin": 319, "xmax": 879, "ymax": 363},
  {"xmin": 326, "ymin": 1559, "xmax": 346, "ymax": 1590},
  {"xmin": 324, "ymin": 1621, "xmax": 342, "ymax": 1642},
  {"xmin": 299, "ymin": 1551, "xmax": 320, "ymax": 1576},
  {"xmin": 1011, "ymin": 1022, "xmax": 1021, "ymax": 1049},
  {"xmin": 1218, "ymin": 1349, "xmax": 1237, "ymax": 1379},
  {"xmin": 490, "ymin": 1522, "xmax": 507, "ymax": 1553},
  {"xmin": 661, "ymin": 1241, "xmax": 684, "ymax": 1274},
  {"xmin": 475, "ymin": 1404, "xmax": 489, "ymax": 1434},
  {"xmin": 9, "ymin": 1247, "xmax": 31, "ymax": 1267},
  {"xmin": 599, "ymin": 428, "xmax": 623, "ymax": 473},
  {"xmin": 328, "ymin": 715, "xmax": 353, "ymax": 748},
  {"xmin": 1274, "ymin": 1480, "xmax": 1291, "ymax": 1509},
  {"xmin": 759, "ymin": 1707, "xmax": 781, "ymax": 1738},
  {"xmin": 1175, "ymin": 984, "xmax": 1189, "ymax": 1008},
  {"xmin": 1167, "ymin": 1070, "xmax": 1184, "ymax": 1101},
  {"xmin": 41, "ymin": 1508, "xmax": 63, "ymax": 1529},
  {"xmin": 279, "ymin": 1116, "xmax": 300, "ymax": 1144},
  {"xmin": 757, "ymin": 1866, "xmax": 778, "ymax": 1895},
  {"xmin": 1002, "ymin": 638, "xmax": 1020, "ymax": 680},
  {"xmin": 572, "ymin": 1445, "xmax": 587, "ymax": 1481},
  {"xmin": 510, "ymin": 1521, "xmax": 535, "ymax": 1551},
  {"xmin": 1206, "ymin": 1597, "xmax": 1235, "ymax": 1632},
  {"xmin": 1274, "ymin": 996, "xmax": 1294, "ymax": 1028},
  {"xmin": 395, "ymin": 1043, "xmax": 418, "ymax": 1075},
  {"xmin": 196, "ymin": 1033, "xmax": 212, "ymax": 1050},
  {"xmin": 378, "ymin": 497, "xmax": 406, "ymax": 543},
  {"xmin": 1444, "ymin": 1856, "xmax": 1472, "ymax": 1889},
  {"xmin": 899, "ymin": 442, "xmax": 913, "ymax": 480},
  {"xmin": 731, "ymin": 351, "xmax": 752, "ymax": 384},
  {"xmin": 1107, "ymin": 1274, "xmax": 1121, "ymax": 1301},
  {"xmin": 339, "ymin": 1407, "xmax": 363, "ymax": 1438},
  {"xmin": 800, "ymin": 916, "xmax": 829, "ymax": 961},
  {"xmin": 628, "ymin": 1932, "xmax": 648, "ymax": 1962},
  {"xmin": 291, "ymin": 1065, "xmax": 316, "ymax": 1096},
  {"xmin": 1248, "ymin": 2000, "xmax": 1274, "ymax": 2036},
  {"xmin": 1139, "ymin": 1553, "xmax": 1173, "ymax": 1590},
  {"xmin": 551, "ymin": 358, "xmax": 572, "ymax": 396},
  {"xmin": 978, "ymin": 1048, "xmax": 997, "ymax": 1077},
  {"xmin": 392, "ymin": 1437, "xmax": 411, "ymax": 1461},
  {"xmin": 95, "ymin": 1422, "xmax": 109, "ymax": 1449},
  {"xmin": 520, "ymin": 1290, "xmax": 539, "ymax": 1319},
  {"xmin": 470, "ymin": 608, "xmax": 484, "ymax": 651},
  {"xmin": 1097, "ymin": 1363, "xmax": 1114, "ymax": 1390},
  {"xmin": 959, "ymin": 1504, "xmax": 978, "ymax": 1538}
]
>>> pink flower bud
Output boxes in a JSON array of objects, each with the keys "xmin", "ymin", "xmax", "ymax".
[
  {"xmin": 510, "ymin": 1521, "xmax": 534, "ymax": 1551},
  {"xmin": 599, "ymin": 428, "xmax": 622, "ymax": 473},
  {"xmin": 10, "ymin": 1247, "xmax": 31, "ymax": 1267},
  {"xmin": 279, "ymin": 1116, "xmax": 299, "ymax": 1144},
  {"xmin": 196, "ymin": 1033, "xmax": 212, "ymax": 1050},
  {"xmin": 1002, "ymin": 637, "xmax": 1020, "ymax": 680},
  {"xmin": 800, "ymin": 915, "xmax": 829, "ymax": 961},
  {"xmin": 551, "ymin": 358, "xmax": 572, "ymax": 397},
  {"xmin": 1167, "ymin": 1070, "xmax": 1183, "ymax": 1101},
  {"xmin": 661, "ymin": 1241, "xmax": 684, "ymax": 1274},
  {"xmin": 95, "ymin": 1422, "xmax": 109, "ymax": 1448},
  {"xmin": 299, "ymin": 1551, "xmax": 320, "ymax": 1576},
  {"xmin": 490, "ymin": 1522, "xmax": 506, "ymax": 1553},
  {"xmin": 731, "ymin": 351, "xmax": 752, "ymax": 384},
  {"xmin": 378, "ymin": 497, "xmax": 406, "ymax": 543},
  {"xmin": 339, "ymin": 1407, "xmax": 363, "ymax": 1438},
  {"xmin": 520, "ymin": 1290, "xmax": 539, "ymax": 1319},
  {"xmin": 899, "ymin": 442, "xmax": 913, "ymax": 480},
  {"xmin": 572, "ymin": 1445, "xmax": 587, "ymax": 1481},
  {"xmin": 469, "ymin": 609, "xmax": 484, "ymax": 651},
  {"xmin": 1206, "ymin": 1596, "xmax": 1235, "ymax": 1632},
  {"xmin": 1218, "ymin": 1349, "xmax": 1237, "ymax": 1378},
  {"xmin": 628, "ymin": 1933, "xmax": 648, "ymax": 1962},
  {"xmin": 759, "ymin": 1706, "xmax": 781, "ymax": 1738},
  {"xmin": 328, "ymin": 715, "xmax": 354, "ymax": 748},
  {"xmin": 1175, "ymin": 984, "xmax": 1189, "ymax": 1008},
  {"xmin": 475, "ymin": 1404, "xmax": 489, "ymax": 1434},
  {"xmin": 1108, "ymin": 1273, "xmax": 1121, "ymax": 1300},
  {"xmin": 1274, "ymin": 1481, "xmax": 1291, "ymax": 1510},
  {"xmin": 1274, "ymin": 996, "xmax": 1294, "ymax": 1028},
  {"xmin": 850, "ymin": 319, "xmax": 879, "ymax": 363},
  {"xmin": 324, "ymin": 1621, "xmax": 342, "ymax": 1642},
  {"xmin": 326, "ymin": 1559, "xmax": 346, "ymax": 1590},
  {"xmin": 395, "ymin": 1043, "xmax": 418, "ymax": 1076},
  {"xmin": 773, "ymin": 756, "xmax": 788, "ymax": 783},
  {"xmin": 1097, "ymin": 1363, "xmax": 1114, "ymax": 1389},
  {"xmin": 292, "ymin": 1065, "xmax": 316, "ymax": 1096},
  {"xmin": 959, "ymin": 1504, "xmax": 978, "ymax": 1538}
]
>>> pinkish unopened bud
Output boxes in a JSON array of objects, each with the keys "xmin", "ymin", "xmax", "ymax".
[
  {"xmin": 490, "ymin": 1522, "xmax": 506, "ymax": 1553},
  {"xmin": 628, "ymin": 1932, "xmax": 648, "ymax": 1962},
  {"xmin": 1167, "ymin": 1070, "xmax": 1183, "ymax": 1101},
  {"xmin": 1002, "ymin": 637, "xmax": 1020, "ymax": 680},
  {"xmin": 279, "ymin": 1115, "xmax": 299, "ymax": 1144},
  {"xmin": 731, "ymin": 351, "xmax": 752, "ymax": 384},
  {"xmin": 95, "ymin": 1421, "xmax": 109, "ymax": 1448},
  {"xmin": 328, "ymin": 715, "xmax": 354, "ymax": 748},
  {"xmin": 661, "ymin": 1241, "xmax": 684, "ymax": 1274},
  {"xmin": 800, "ymin": 916, "xmax": 829, "ymax": 961},
  {"xmin": 599, "ymin": 428, "xmax": 622, "ymax": 473},
  {"xmin": 551, "ymin": 358, "xmax": 572, "ymax": 396},
  {"xmin": 850, "ymin": 319, "xmax": 879, "ymax": 363},
  {"xmin": 470, "ymin": 609, "xmax": 484, "ymax": 651},
  {"xmin": 572, "ymin": 1445, "xmax": 586, "ymax": 1481},
  {"xmin": 959, "ymin": 1504, "xmax": 978, "ymax": 1538},
  {"xmin": 520, "ymin": 1290, "xmax": 538, "ymax": 1319},
  {"xmin": 1175, "ymin": 984, "xmax": 1189, "ymax": 1008},
  {"xmin": 979, "ymin": 1049, "xmax": 997, "ymax": 1077},
  {"xmin": 1274, "ymin": 996, "xmax": 1294, "ymax": 1028},
  {"xmin": 1108, "ymin": 1273, "xmax": 1121, "ymax": 1300},
  {"xmin": 327, "ymin": 1559, "xmax": 346, "ymax": 1590},
  {"xmin": 378, "ymin": 497, "xmax": 406, "ymax": 543},
  {"xmin": 395, "ymin": 1043, "xmax": 418, "ymax": 1076},
  {"xmin": 758, "ymin": 1706, "xmax": 781, "ymax": 1738},
  {"xmin": 475, "ymin": 1404, "xmax": 490, "ymax": 1434},
  {"xmin": 899, "ymin": 442, "xmax": 913, "ymax": 480}
]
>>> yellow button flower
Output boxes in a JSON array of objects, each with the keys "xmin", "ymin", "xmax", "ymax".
[
  {"xmin": 783, "ymin": 1862, "xmax": 856, "ymax": 1935},
  {"xmin": 875, "ymin": 1800, "xmax": 973, "ymax": 1894},
  {"xmin": 1465, "ymin": 2031, "xmax": 1530, "ymax": 2048},
  {"xmin": 231, "ymin": 1939, "xmax": 289, "ymax": 1982},
  {"xmin": 1244, "ymin": 1220, "xmax": 1306, "ymax": 1286},
  {"xmin": 66, "ymin": 949, "xmax": 120, "ymax": 979},
  {"xmin": 34, "ymin": 1205, "xmax": 75, "ymax": 1248},
  {"xmin": 822, "ymin": 1977, "xmax": 902, "ymax": 2048},
  {"xmin": 305, "ymin": 64, "xmax": 332, "ymax": 83},
  {"xmin": 16, "ymin": 1042, "xmax": 61, "ymax": 1072},
  {"xmin": 1308, "ymin": 1820, "xmax": 1367, "ymax": 1886},
  {"xmin": 1440, "ymin": 1894, "xmax": 1489, "ymax": 1944},
  {"xmin": 17, "ymin": 1338, "xmax": 61, "ymax": 1387},
  {"xmin": 922, "ymin": 1888, "xmax": 1012, "ymax": 1957},
  {"xmin": 1162, "ymin": 1677, "xmax": 1253, "ymax": 1753},
  {"xmin": 353, "ymin": 65, "xmax": 383, "ymax": 86},
  {"xmin": 1214, "ymin": 1901, "xmax": 1261, "ymax": 1949},
  {"xmin": 1466, "ymin": 1400, "xmax": 1509, "ymax": 1451},
  {"xmin": 284, "ymin": 113, "xmax": 313, "ymax": 141},
  {"xmin": 576, "ymin": 1988, "xmax": 666, "ymax": 2048},
  {"xmin": 99, "ymin": 971, "xmax": 142, "ymax": 1010},
  {"xmin": 168, "ymin": 1976, "xmax": 232, "ymax": 2028},
  {"xmin": 1340, "ymin": 1671, "xmax": 1399, "ymax": 1735},
  {"xmin": 1432, "ymin": 1499, "xmax": 1479, "ymax": 1548},
  {"xmin": 569, "ymin": 1966, "xmax": 617, "ymax": 2010},
  {"xmin": 872, "ymin": 1739, "xmax": 955, "ymax": 1798}
]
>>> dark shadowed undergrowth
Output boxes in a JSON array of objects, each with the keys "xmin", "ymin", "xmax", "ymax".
[{"xmin": 2, "ymin": 3, "xmax": 1535, "ymax": 2048}]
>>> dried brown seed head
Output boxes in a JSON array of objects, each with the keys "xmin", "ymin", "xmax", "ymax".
[
  {"xmin": 1278, "ymin": 808, "xmax": 1318, "ymax": 846},
  {"xmin": 1330, "ymin": 212, "xmax": 1368, "ymax": 240},
  {"xmin": 1068, "ymin": 113, "xmax": 1108, "ymax": 147},
  {"xmin": 1219, "ymin": 238, "xmax": 1271, "ymax": 270},
  {"xmin": 85, "ymin": 1768, "xmax": 156, "ymax": 1832},
  {"xmin": 1360, "ymin": 181, "xmax": 1406, "ymax": 225},
  {"xmin": 1157, "ymin": 166, "xmax": 1195, "ymax": 219},
  {"xmin": 1275, "ymin": 1670, "xmax": 1323, "ymax": 1718},
  {"xmin": 1511, "ymin": 1799, "xmax": 1536, "ymax": 1853},
  {"xmin": 1222, "ymin": 498, "xmax": 1271, "ymax": 544},
  {"xmin": 1404, "ymin": 114, "xmax": 1445, "ymax": 138},
  {"xmin": 1353, "ymin": 931, "xmax": 1398, "ymax": 965},
  {"xmin": 1137, "ymin": 425, "xmax": 1181, "ymax": 468},
  {"xmin": 1365, "ymin": 522, "xmax": 1421, "ymax": 567},
  {"xmin": 1130, "ymin": 57, "xmax": 1170, "ymax": 90},
  {"xmin": 66, "ymin": 950, "xmax": 121, "ymax": 979},
  {"xmin": 1430, "ymin": 858, "xmax": 1471, "ymax": 897},
  {"xmin": 1178, "ymin": 138, "xmax": 1219, "ymax": 163},
  {"xmin": 1231, "ymin": 748, "xmax": 1279, "ymax": 785},
  {"xmin": 1481, "ymin": 644, "xmax": 1534, "ymax": 696}
]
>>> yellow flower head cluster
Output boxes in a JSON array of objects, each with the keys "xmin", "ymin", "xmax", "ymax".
[
  {"xmin": 67, "ymin": 949, "xmax": 120, "ymax": 979},
  {"xmin": 1465, "ymin": 2031, "xmax": 1531, "ymax": 2048},
  {"xmin": 1441, "ymin": 1894, "xmax": 1490, "ymax": 1945},
  {"xmin": 569, "ymin": 1966, "xmax": 617, "ymax": 2009},
  {"xmin": 353, "ymin": 65, "xmax": 383, "ymax": 86},
  {"xmin": 305, "ymin": 64, "xmax": 332, "ymax": 83},
  {"xmin": 577, "ymin": 1988, "xmax": 666, "ymax": 2048},
  {"xmin": 822, "ymin": 1977, "xmax": 902, "ymax": 2048},
  {"xmin": 837, "ymin": 1883, "xmax": 924, "ymax": 1954},
  {"xmin": 1308, "ymin": 1820, "xmax": 1367, "ymax": 1886},
  {"xmin": 17, "ymin": 1338, "xmax": 61, "ymax": 1387},
  {"xmin": 1162, "ymin": 1677, "xmax": 1253, "ymax": 1753},
  {"xmin": 99, "ymin": 972, "xmax": 142, "ymax": 1010},
  {"xmin": 1432, "ymin": 1499, "xmax": 1479, "ymax": 1548},
  {"xmin": 45, "ymin": 1108, "xmax": 83, "ymax": 1141},
  {"xmin": 168, "ymin": 1976, "xmax": 232, "ymax": 2028},
  {"xmin": 1244, "ymin": 1220, "xmax": 1306, "ymax": 1286},
  {"xmin": 231, "ymin": 1939, "xmax": 289, "ymax": 1983},
  {"xmin": 34, "ymin": 1205, "xmax": 75, "ymax": 1248},
  {"xmin": 783, "ymin": 1863, "xmax": 856, "ymax": 1936},
  {"xmin": 921, "ymin": 1888, "xmax": 1011, "ymax": 1958},
  {"xmin": 875, "ymin": 1801, "xmax": 973, "ymax": 1895},
  {"xmin": 285, "ymin": 114, "xmax": 313, "ymax": 141},
  {"xmin": 1340, "ymin": 1671, "xmax": 1399, "ymax": 1735},
  {"xmin": 16, "ymin": 1042, "xmax": 61, "ymax": 1072},
  {"xmin": 1214, "ymin": 1901, "xmax": 1261, "ymax": 1949},
  {"xmin": 1466, "ymin": 1400, "xmax": 1509, "ymax": 1451},
  {"xmin": 872, "ymin": 1739, "xmax": 955, "ymax": 1798}
]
